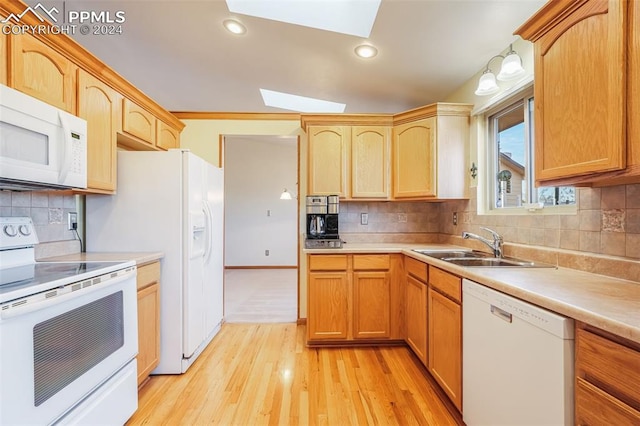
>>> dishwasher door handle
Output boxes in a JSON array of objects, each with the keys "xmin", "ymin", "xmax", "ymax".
[{"xmin": 490, "ymin": 305, "xmax": 513, "ymax": 323}]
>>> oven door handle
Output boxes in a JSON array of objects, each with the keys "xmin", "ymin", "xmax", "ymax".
[{"xmin": 0, "ymin": 270, "xmax": 136, "ymax": 320}]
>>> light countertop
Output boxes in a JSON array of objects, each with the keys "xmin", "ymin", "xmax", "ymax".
[
  {"xmin": 42, "ymin": 252, "xmax": 164, "ymax": 266},
  {"xmin": 305, "ymin": 243, "xmax": 640, "ymax": 344}
]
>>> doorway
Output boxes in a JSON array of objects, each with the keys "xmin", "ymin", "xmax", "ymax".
[{"xmin": 221, "ymin": 135, "xmax": 299, "ymax": 323}]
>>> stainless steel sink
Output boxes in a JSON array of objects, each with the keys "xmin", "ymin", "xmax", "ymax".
[
  {"xmin": 412, "ymin": 249, "xmax": 555, "ymax": 268},
  {"xmin": 411, "ymin": 249, "xmax": 491, "ymax": 259}
]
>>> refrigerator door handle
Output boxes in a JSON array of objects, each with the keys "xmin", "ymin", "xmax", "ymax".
[{"xmin": 203, "ymin": 202, "xmax": 213, "ymax": 262}]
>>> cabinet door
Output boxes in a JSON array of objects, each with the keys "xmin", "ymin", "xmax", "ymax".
[
  {"xmin": 308, "ymin": 272, "xmax": 349, "ymax": 340},
  {"xmin": 137, "ymin": 282, "xmax": 160, "ymax": 385},
  {"xmin": 77, "ymin": 70, "xmax": 120, "ymax": 192},
  {"xmin": 628, "ymin": 0, "xmax": 640, "ymax": 179},
  {"xmin": 392, "ymin": 118, "xmax": 436, "ymax": 198},
  {"xmin": 532, "ymin": 0, "xmax": 626, "ymax": 181},
  {"xmin": 0, "ymin": 17, "xmax": 6, "ymax": 86},
  {"xmin": 308, "ymin": 126, "xmax": 349, "ymax": 197},
  {"xmin": 10, "ymin": 34, "xmax": 77, "ymax": 113},
  {"xmin": 156, "ymin": 120, "xmax": 180, "ymax": 150},
  {"xmin": 428, "ymin": 288, "xmax": 462, "ymax": 410},
  {"xmin": 353, "ymin": 271, "xmax": 390, "ymax": 339},
  {"xmin": 405, "ymin": 274, "xmax": 427, "ymax": 365},
  {"xmin": 351, "ymin": 126, "xmax": 389, "ymax": 198},
  {"xmin": 122, "ymin": 98, "xmax": 156, "ymax": 145}
]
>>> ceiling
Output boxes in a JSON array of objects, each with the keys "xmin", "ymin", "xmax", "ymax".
[{"xmin": 47, "ymin": 0, "xmax": 545, "ymax": 114}]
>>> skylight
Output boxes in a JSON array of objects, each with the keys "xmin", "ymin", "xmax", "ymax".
[
  {"xmin": 225, "ymin": 0, "xmax": 381, "ymax": 37},
  {"xmin": 260, "ymin": 89, "xmax": 346, "ymax": 113}
]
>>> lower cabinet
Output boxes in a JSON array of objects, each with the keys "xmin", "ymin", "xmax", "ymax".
[
  {"xmin": 575, "ymin": 322, "xmax": 640, "ymax": 424},
  {"xmin": 404, "ymin": 256, "xmax": 428, "ymax": 365},
  {"xmin": 307, "ymin": 253, "xmax": 401, "ymax": 343},
  {"xmin": 428, "ymin": 266, "xmax": 462, "ymax": 411},
  {"xmin": 136, "ymin": 261, "xmax": 161, "ymax": 387}
]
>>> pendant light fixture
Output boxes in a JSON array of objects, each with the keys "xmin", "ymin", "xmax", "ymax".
[
  {"xmin": 475, "ymin": 44, "xmax": 526, "ymax": 96},
  {"xmin": 280, "ymin": 188, "xmax": 293, "ymax": 200}
]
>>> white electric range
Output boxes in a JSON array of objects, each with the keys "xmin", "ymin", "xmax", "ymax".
[{"xmin": 0, "ymin": 217, "xmax": 139, "ymax": 425}]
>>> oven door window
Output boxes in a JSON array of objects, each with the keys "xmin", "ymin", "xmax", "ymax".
[{"xmin": 33, "ymin": 291, "xmax": 124, "ymax": 406}]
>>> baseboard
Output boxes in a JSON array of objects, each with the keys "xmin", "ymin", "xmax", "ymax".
[
  {"xmin": 296, "ymin": 318, "xmax": 307, "ymax": 325},
  {"xmin": 225, "ymin": 265, "xmax": 297, "ymax": 269}
]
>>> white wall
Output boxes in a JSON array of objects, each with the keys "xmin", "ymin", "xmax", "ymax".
[{"xmin": 224, "ymin": 136, "xmax": 297, "ymax": 266}]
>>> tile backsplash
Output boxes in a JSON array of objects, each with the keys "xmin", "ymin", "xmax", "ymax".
[
  {"xmin": 440, "ymin": 184, "xmax": 640, "ymax": 260},
  {"xmin": 0, "ymin": 190, "xmax": 79, "ymax": 243}
]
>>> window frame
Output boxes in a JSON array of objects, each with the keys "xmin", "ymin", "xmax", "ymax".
[{"xmin": 476, "ymin": 84, "xmax": 577, "ymax": 216}]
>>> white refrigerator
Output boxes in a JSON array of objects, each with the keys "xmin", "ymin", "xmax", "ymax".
[{"xmin": 86, "ymin": 149, "xmax": 224, "ymax": 374}]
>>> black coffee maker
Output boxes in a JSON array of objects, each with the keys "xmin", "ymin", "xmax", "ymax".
[{"xmin": 305, "ymin": 195, "xmax": 341, "ymax": 248}]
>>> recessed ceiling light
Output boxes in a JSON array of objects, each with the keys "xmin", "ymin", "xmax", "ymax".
[
  {"xmin": 223, "ymin": 19, "xmax": 246, "ymax": 35},
  {"xmin": 226, "ymin": 0, "xmax": 381, "ymax": 37},
  {"xmin": 355, "ymin": 44, "xmax": 378, "ymax": 59},
  {"xmin": 260, "ymin": 89, "xmax": 346, "ymax": 113}
]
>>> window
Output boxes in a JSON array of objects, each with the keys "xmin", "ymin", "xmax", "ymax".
[{"xmin": 486, "ymin": 88, "xmax": 575, "ymax": 210}]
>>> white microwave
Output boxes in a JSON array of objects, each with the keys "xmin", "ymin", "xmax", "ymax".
[{"xmin": 0, "ymin": 84, "xmax": 87, "ymax": 190}]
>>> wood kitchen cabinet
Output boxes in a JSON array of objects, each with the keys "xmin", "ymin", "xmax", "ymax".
[
  {"xmin": 0, "ymin": 17, "xmax": 6, "ymax": 86},
  {"xmin": 352, "ymin": 255, "xmax": 391, "ymax": 339},
  {"xmin": 10, "ymin": 33, "xmax": 77, "ymax": 113},
  {"xmin": 77, "ymin": 70, "xmax": 121, "ymax": 193},
  {"xmin": 575, "ymin": 322, "xmax": 640, "ymax": 424},
  {"xmin": 122, "ymin": 98, "xmax": 157, "ymax": 147},
  {"xmin": 302, "ymin": 115, "xmax": 393, "ymax": 200},
  {"xmin": 307, "ymin": 253, "xmax": 402, "ymax": 343},
  {"xmin": 404, "ymin": 256, "xmax": 428, "ymax": 365},
  {"xmin": 307, "ymin": 255, "xmax": 349, "ymax": 340},
  {"xmin": 351, "ymin": 126, "xmax": 390, "ymax": 198},
  {"xmin": 136, "ymin": 261, "xmax": 161, "ymax": 387},
  {"xmin": 307, "ymin": 126, "xmax": 350, "ymax": 197},
  {"xmin": 156, "ymin": 120, "xmax": 181, "ymax": 151},
  {"xmin": 392, "ymin": 104, "xmax": 472, "ymax": 200},
  {"xmin": 516, "ymin": 0, "xmax": 640, "ymax": 186},
  {"xmin": 428, "ymin": 266, "xmax": 462, "ymax": 411}
]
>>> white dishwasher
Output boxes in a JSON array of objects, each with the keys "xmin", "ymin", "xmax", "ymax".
[{"xmin": 462, "ymin": 279, "xmax": 575, "ymax": 426}]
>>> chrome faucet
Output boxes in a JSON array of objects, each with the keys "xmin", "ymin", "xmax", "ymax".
[{"xmin": 462, "ymin": 227, "xmax": 503, "ymax": 258}]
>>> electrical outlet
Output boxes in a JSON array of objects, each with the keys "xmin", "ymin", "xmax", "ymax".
[
  {"xmin": 68, "ymin": 212, "xmax": 78, "ymax": 230},
  {"xmin": 453, "ymin": 212, "xmax": 458, "ymax": 226},
  {"xmin": 360, "ymin": 213, "xmax": 368, "ymax": 225},
  {"xmin": 265, "ymin": 249, "xmax": 270, "ymax": 256},
  {"xmin": 398, "ymin": 213, "xmax": 407, "ymax": 223},
  {"xmin": 267, "ymin": 210, "xmax": 271, "ymax": 217}
]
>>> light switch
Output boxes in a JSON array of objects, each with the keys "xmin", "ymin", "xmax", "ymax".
[{"xmin": 361, "ymin": 213, "xmax": 368, "ymax": 225}]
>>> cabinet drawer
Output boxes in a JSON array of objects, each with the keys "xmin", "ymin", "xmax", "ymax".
[
  {"xmin": 137, "ymin": 261, "xmax": 161, "ymax": 291},
  {"xmin": 576, "ymin": 378, "xmax": 640, "ymax": 425},
  {"xmin": 428, "ymin": 266, "xmax": 461, "ymax": 303},
  {"xmin": 353, "ymin": 254, "xmax": 390, "ymax": 270},
  {"xmin": 405, "ymin": 256, "xmax": 427, "ymax": 282},
  {"xmin": 576, "ymin": 327, "xmax": 640, "ymax": 407},
  {"xmin": 308, "ymin": 255, "xmax": 348, "ymax": 271}
]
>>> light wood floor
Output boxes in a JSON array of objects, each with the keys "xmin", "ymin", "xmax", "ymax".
[
  {"xmin": 224, "ymin": 269, "xmax": 297, "ymax": 323},
  {"xmin": 128, "ymin": 323, "xmax": 461, "ymax": 425}
]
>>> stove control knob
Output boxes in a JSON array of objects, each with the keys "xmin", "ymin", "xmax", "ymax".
[
  {"xmin": 4, "ymin": 225, "xmax": 17, "ymax": 237},
  {"xmin": 18, "ymin": 225, "xmax": 31, "ymax": 236}
]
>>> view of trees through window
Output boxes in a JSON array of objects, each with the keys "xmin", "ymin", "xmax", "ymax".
[{"xmin": 490, "ymin": 94, "xmax": 575, "ymax": 209}]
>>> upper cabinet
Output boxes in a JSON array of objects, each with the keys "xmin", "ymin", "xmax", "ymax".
[
  {"xmin": 303, "ymin": 115, "xmax": 394, "ymax": 200},
  {"xmin": 393, "ymin": 118, "xmax": 436, "ymax": 198},
  {"xmin": 516, "ymin": 0, "xmax": 639, "ymax": 186},
  {"xmin": 10, "ymin": 34, "xmax": 77, "ymax": 113},
  {"xmin": 351, "ymin": 126, "xmax": 390, "ymax": 198},
  {"xmin": 156, "ymin": 120, "xmax": 180, "ymax": 151},
  {"xmin": 392, "ymin": 103, "xmax": 472, "ymax": 200},
  {"xmin": 307, "ymin": 125, "xmax": 350, "ymax": 197},
  {"xmin": 77, "ymin": 70, "xmax": 121, "ymax": 192},
  {"xmin": 0, "ymin": 16, "xmax": 6, "ymax": 86},
  {"xmin": 1, "ymin": 0, "xmax": 185, "ymax": 194}
]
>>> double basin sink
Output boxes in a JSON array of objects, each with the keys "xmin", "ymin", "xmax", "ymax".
[{"xmin": 412, "ymin": 249, "xmax": 556, "ymax": 268}]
